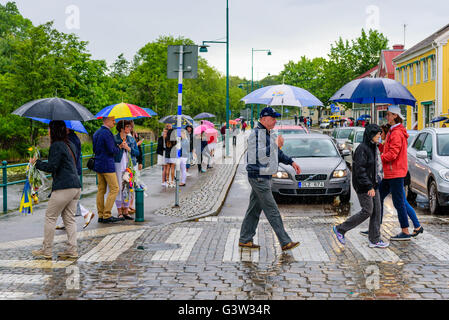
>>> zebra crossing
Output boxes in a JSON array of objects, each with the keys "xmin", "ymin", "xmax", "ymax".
[{"xmin": 149, "ymin": 225, "xmax": 449, "ymax": 263}]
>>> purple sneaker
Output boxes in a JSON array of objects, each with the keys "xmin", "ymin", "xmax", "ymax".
[{"xmin": 332, "ymin": 226, "xmax": 346, "ymax": 245}]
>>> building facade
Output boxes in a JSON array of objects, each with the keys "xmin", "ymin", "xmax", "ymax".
[{"xmin": 392, "ymin": 24, "xmax": 449, "ymax": 130}]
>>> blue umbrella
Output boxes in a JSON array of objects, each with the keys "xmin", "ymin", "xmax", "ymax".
[
  {"xmin": 358, "ymin": 114, "xmax": 371, "ymax": 120},
  {"xmin": 194, "ymin": 112, "xmax": 216, "ymax": 120},
  {"xmin": 29, "ymin": 117, "xmax": 88, "ymax": 134},
  {"xmin": 241, "ymin": 84, "xmax": 323, "ymax": 107},
  {"xmin": 431, "ymin": 116, "xmax": 448, "ymax": 123},
  {"xmin": 329, "ymin": 78, "xmax": 416, "ymax": 106}
]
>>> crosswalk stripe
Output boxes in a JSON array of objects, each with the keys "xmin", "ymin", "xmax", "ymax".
[
  {"xmin": 151, "ymin": 228, "xmax": 202, "ymax": 262},
  {"xmin": 286, "ymin": 228, "xmax": 330, "ymax": 261},
  {"xmin": 78, "ymin": 230, "xmax": 145, "ymax": 263},
  {"xmin": 0, "ymin": 274, "xmax": 50, "ymax": 284},
  {"xmin": 0, "ymin": 260, "xmax": 73, "ymax": 268},
  {"xmin": 223, "ymin": 228, "xmax": 259, "ymax": 263},
  {"xmin": 413, "ymin": 232, "xmax": 449, "ymax": 261},
  {"xmin": 345, "ymin": 228, "xmax": 401, "ymax": 262}
]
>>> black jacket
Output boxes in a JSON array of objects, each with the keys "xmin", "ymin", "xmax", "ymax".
[
  {"xmin": 36, "ymin": 141, "xmax": 82, "ymax": 191},
  {"xmin": 157, "ymin": 136, "xmax": 165, "ymax": 156},
  {"xmin": 68, "ymin": 131, "xmax": 82, "ymax": 176},
  {"xmin": 352, "ymin": 124, "xmax": 382, "ymax": 194}
]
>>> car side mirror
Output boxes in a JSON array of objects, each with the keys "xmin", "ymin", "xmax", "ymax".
[
  {"xmin": 416, "ymin": 151, "xmax": 428, "ymax": 159},
  {"xmin": 341, "ymin": 150, "xmax": 350, "ymax": 157}
]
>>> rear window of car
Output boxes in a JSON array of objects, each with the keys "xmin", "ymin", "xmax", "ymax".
[{"xmin": 437, "ymin": 134, "xmax": 449, "ymax": 156}]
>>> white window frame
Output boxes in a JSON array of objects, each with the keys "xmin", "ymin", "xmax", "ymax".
[
  {"xmin": 404, "ymin": 67, "xmax": 408, "ymax": 86},
  {"xmin": 431, "ymin": 56, "xmax": 436, "ymax": 80},
  {"xmin": 409, "ymin": 65, "xmax": 413, "ymax": 86},
  {"xmin": 423, "ymin": 59, "xmax": 429, "ymax": 82},
  {"xmin": 416, "ymin": 62, "xmax": 421, "ymax": 84}
]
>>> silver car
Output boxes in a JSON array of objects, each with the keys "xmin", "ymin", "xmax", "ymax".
[
  {"xmin": 331, "ymin": 127, "xmax": 356, "ymax": 151},
  {"xmin": 406, "ymin": 128, "xmax": 449, "ymax": 214},
  {"xmin": 271, "ymin": 134, "xmax": 351, "ymax": 203},
  {"xmin": 344, "ymin": 127, "xmax": 365, "ymax": 167}
]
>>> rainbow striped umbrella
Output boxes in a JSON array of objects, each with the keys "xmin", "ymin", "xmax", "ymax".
[{"xmin": 95, "ymin": 103, "xmax": 151, "ymax": 120}]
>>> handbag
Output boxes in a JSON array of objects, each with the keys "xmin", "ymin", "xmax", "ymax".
[{"xmin": 87, "ymin": 157, "xmax": 96, "ymax": 171}]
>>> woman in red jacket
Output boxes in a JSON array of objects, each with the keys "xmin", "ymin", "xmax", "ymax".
[{"xmin": 379, "ymin": 106, "xmax": 423, "ymax": 241}]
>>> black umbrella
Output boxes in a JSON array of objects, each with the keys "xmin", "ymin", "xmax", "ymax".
[
  {"xmin": 12, "ymin": 97, "xmax": 95, "ymax": 121},
  {"xmin": 159, "ymin": 114, "xmax": 194, "ymax": 127},
  {"xmin": 193, "ymin": 112, "xmax": 216, "ymax": 120}
]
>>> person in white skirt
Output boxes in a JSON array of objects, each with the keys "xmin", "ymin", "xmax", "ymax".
[
  {"xmin": 179, "ymin": 130, "xmax": 190, "ymax": 186},
  {"xmin": 157, "ymin": 127, "xmax": 168, "ymax": 186}
]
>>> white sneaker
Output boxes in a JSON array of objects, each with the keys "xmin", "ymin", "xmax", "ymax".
[
  {"xmin": 83, "ymin": 211, "xmax": 95, "ymax": 229},
  {"xmin": 186, "ymin": 172, "xmax": 191, "ymax": 177},
  {"xmin": 162, "ymin": 182, "xmax": 167, "ymax": 187}
]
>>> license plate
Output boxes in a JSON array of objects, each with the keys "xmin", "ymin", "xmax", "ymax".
[{"xmin": 298, "ymin": 181, "xmax": 325, "ymax": 188}]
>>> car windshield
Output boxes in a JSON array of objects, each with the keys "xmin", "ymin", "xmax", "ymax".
[
  {"xmin": 437, "ymin": 134, "xmax": 449, "ymax": 156},
  {"xmin": 355, "ymin": 131, "xmax": 364, "ymax": 143},
  {"xmin": 277, "ymin": 129, "xmax": 305, "ymax": 135},
  {"xmin": 337, "ymin": 129, "xmax": 352, "ymax": 139},
  {"xmin": 408, "ymin": 133, "xmax": 417, "ymax": 145},
  {"xmin": 282, "ymin": 138, "xmax": 339, "ymax": 158}
]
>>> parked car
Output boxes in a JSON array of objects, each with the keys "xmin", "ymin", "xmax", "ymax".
[
  {"xmin": 331, "ymin": 127, "xmax": 357, "ymax": 151},
  {"xmin": 273, "ymin": 125, "xmax": 309, "ymax": 135},
  {"xmin": 343, "ymin": 127, "xmax": 365, "ymax": 168},
  {"xmin": 406, "ymin": 128, "xmax": 449, "ymax": 214},
  {"xmin": 407, "ymin": 130, "xmax": 419, "ymax": 146},
  {"xmin": 272, "ymin": 134, "xmax": 351, "ymax": 203},
  {"xmin": 320, "ymin": 119, "xmax": 330, "ymax": 129}
]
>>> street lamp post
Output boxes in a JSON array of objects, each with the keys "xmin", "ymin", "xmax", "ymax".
[
  {"xmin": 251, "ymin": 48, "xmax": 271, "ymax": 128},
  {"xmin": 199, "ymin": 0, "xmax": 230, "ymax": 157}
]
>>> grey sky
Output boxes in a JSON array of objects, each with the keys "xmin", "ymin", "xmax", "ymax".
[{"xmin": 3, "ymin": 0, "xmax": 448, "ymax": 80}]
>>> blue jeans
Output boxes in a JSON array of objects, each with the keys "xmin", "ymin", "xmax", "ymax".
[{"xmin": 380, "ymin": 178, "xmax": 421, "ymax": 229}]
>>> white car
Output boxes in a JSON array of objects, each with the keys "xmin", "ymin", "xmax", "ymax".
[{"xmin": 344, "ymin": 128, "xmax": 365, "ymax": 167}]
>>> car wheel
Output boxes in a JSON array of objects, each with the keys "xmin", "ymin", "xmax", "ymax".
[
  {"xmin": 428, "ymin": 181, "xmax": 442, "ymax": 215},
  {"xmin": 340, "ymin": 193, "xmax": 351, "ymax": 204}
]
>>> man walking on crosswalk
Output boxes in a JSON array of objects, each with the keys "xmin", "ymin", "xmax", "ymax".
[{"xmin": 239, "ymin": 107, "xmax": 301, "ymax": 252}]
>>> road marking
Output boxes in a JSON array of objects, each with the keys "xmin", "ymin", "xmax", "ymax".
[
  {"xmin": 0, "ymin": 225, "xmax": 145, "ymax": 250},
  {"xmin": 78, "ymin": 230, "xmax": 145, "ymax": 263},
  {"xmin": 0, "ymin": 274, "xmax": 50, "ymax": 284},
  {"xmin": 286, "ymin": 228, "xmax": 330, "ymax": 261},
  {"xmin": 413, "ymin": 232, "xmax": 449, "ymax": 261},
  {"xmin": 0, "ymin": 260, "xmax": 73, "ymax": 268},
  {"xmin": 223, "ymin": 228, "xmax": 259, "ymax": 263},
  {"xmin": 345, "ymin": 228, "xmax": 401, "ymax": 262},
  {"xmin": 199, "ymin": 216, "xmax": 312, "ymax": 223},
  {"xmin": 151, "ymin": 228, "xmax": 202, "ymax": 262}
]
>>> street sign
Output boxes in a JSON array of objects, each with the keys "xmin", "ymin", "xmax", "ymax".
[{"xmin": 167, "ymin": 45, "xmax": 198, "ymax": 79}]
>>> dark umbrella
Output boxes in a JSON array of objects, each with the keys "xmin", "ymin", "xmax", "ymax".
[
  {"xmin": 431, "ymin": 116, "xmax": 448, "ymax": 123},
  {"xmin": 193, "ymin": 112, "xmax": 215, "ymax": 120},
  {"xmin": 330, "ymin": 78, "xmax": 417, "ymax": 107},
  {"xmin": 159, "ymin": 115, "xmax": 194, "ymax": 128},
  {"xmin": 12, "ymin": 97, "xmax": 95, "ymax": 121}
]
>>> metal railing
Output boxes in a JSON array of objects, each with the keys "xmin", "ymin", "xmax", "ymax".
[{"xmin": 0, "ymin": 142, "xmax": 159, "ymax": 214}]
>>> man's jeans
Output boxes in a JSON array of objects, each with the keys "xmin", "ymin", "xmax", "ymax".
[
  {"xmin": 337, "ymin": 192, "xmax": 381, "ymax": 244},
  {"xmin": 239, "ymin": 177, "xmax": 292, "ymax": 247},
  {"xmin": 380, "ymin": 178, "xmax": 421, "ymax": 229}
]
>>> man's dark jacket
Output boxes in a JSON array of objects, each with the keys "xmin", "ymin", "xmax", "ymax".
[{"xmin": 93, "ymin": 126, "xmax": 120, "ymax": 173}]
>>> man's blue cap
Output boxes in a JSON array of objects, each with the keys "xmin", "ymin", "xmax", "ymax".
[{"xmin": 259, "ymin": 107, "xmax": 281, "ymax": 118}]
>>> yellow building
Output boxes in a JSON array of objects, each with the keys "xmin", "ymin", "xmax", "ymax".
[{"xmin": 392, "ymin": 24, "xmax": 449, "ymax": 130}]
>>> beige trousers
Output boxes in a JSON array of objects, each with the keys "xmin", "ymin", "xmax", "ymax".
[
  {"xmin": 43, "ymin": 188, "xmax": 81, "ymax": 255},
  {"xmin": 96, "ymin": 172, "xmax": 119, "ymax": 219}
]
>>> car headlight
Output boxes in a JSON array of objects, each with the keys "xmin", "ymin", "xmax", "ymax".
[
  {"xmin": 332, "ymin": 169, "xmax": 348, "ymax": 178},
  {"xmin": 439, "ymin": 169, "xmax": 449, "ymax": 182},
  {"xmin": 338, "ymin": 143, "xmax": 346, "ymax": 150},
  {"xmin": 272, "ymin": 171, "xmax": 289, "ymax": 179}
]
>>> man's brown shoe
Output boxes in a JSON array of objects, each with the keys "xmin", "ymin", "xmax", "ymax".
[
  {"xmin": 31, "ymin": 249, "xmax": 52, "ymax": 260},
  {"xmin": 238, "ymin": 241, "xmax": 260, "ymax": 249},
  {"xmin": 282, "ymin": 242, "xmax": 300, "ymax": 251},
  {"xmin": 57, "ymin": 251, "xmax": 79, "ymax": 259}
]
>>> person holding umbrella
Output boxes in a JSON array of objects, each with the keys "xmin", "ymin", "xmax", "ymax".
[
  {"xmin": 239, "ymin": 107, "xmax": 301, "ymax": 252},
  {"xmin": 31, "ymin": 121, "xmax": 82, "ymax": 260},
  {"xmin": 113, "ymin": 120, "xmax": 139, "ymax": 219}
]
